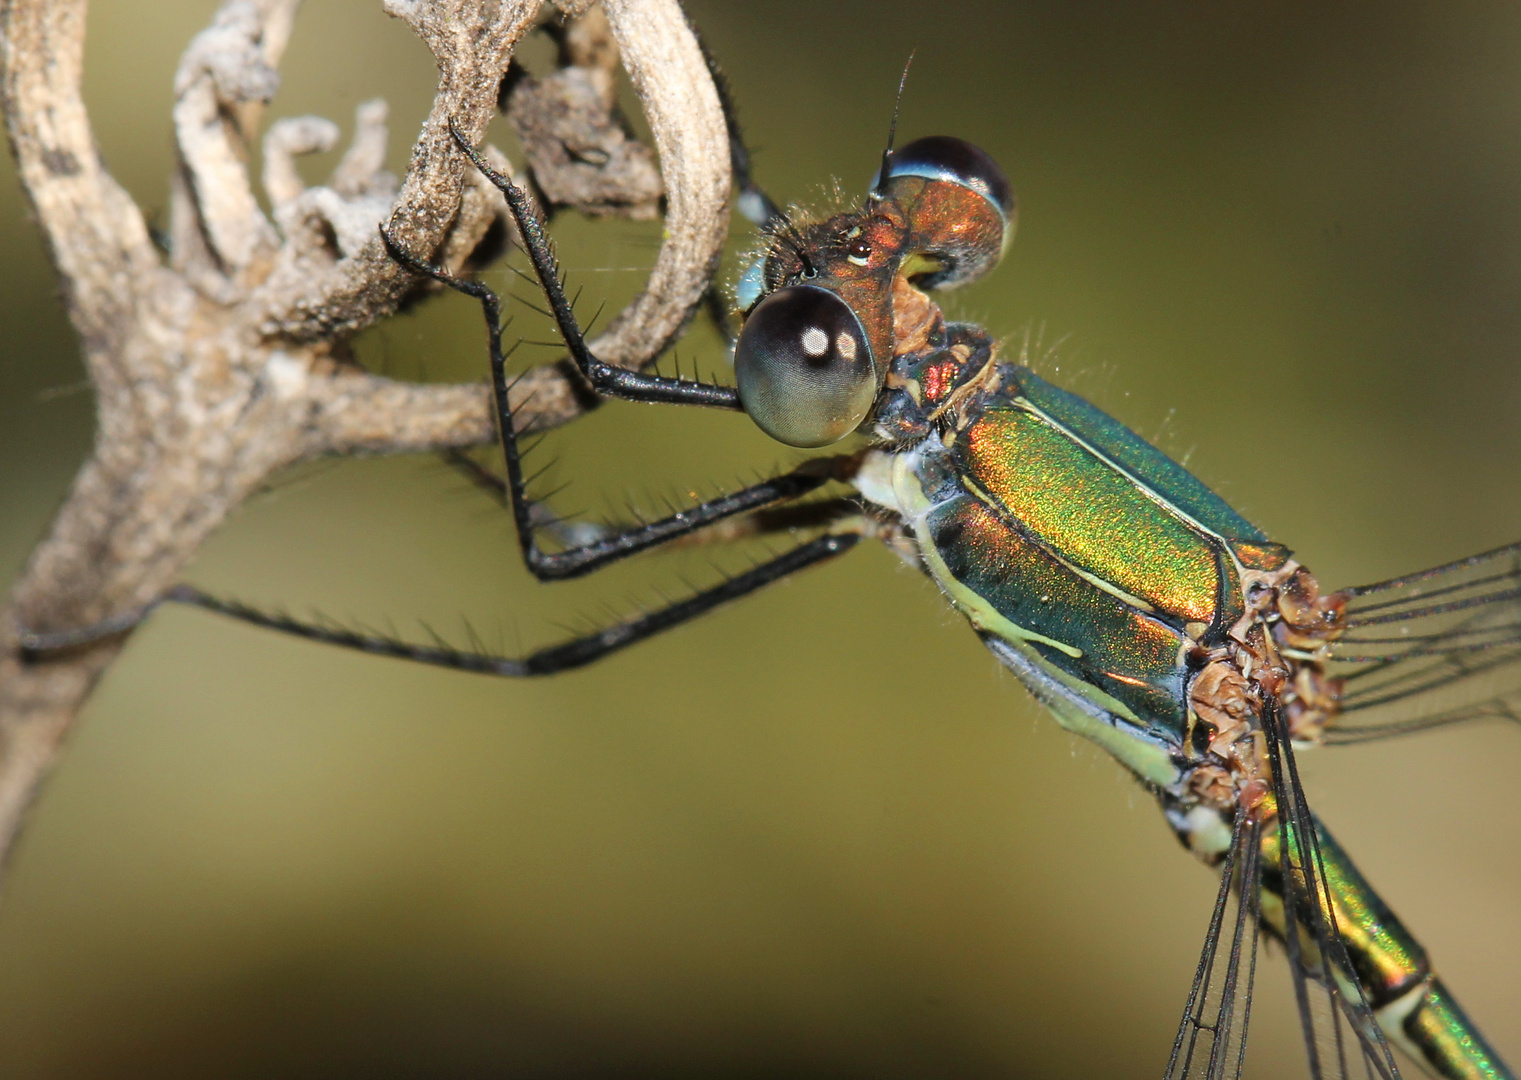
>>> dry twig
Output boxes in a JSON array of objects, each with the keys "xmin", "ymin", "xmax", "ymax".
[{"xmin": 0, "ymin": 0, "xmax": 730, "ymax": 879}]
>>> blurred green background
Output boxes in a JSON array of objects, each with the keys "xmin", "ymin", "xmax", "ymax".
[{"xmin": 2, "ymin": 2, "xmax": 1519, "ymax": 1077}]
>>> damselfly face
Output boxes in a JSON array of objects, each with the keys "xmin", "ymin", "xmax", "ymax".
[{"xmin": 732, "ymin": 136, "xmax": 1015, "ymax": 446}]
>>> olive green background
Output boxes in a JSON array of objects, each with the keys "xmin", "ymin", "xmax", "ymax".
[{"xmin": 1, "ymin": 2, "xmax": 1518, "ymax": 1077}]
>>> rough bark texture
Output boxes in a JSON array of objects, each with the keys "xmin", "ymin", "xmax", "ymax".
[{"xmin": 0, "ymin": 0, "xmax": 730, "ymax": 879}]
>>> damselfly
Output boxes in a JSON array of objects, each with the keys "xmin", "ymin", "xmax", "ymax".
[{"xmin": 14, "ymin": 4, "xmax": 1521, "ymax": 1076}]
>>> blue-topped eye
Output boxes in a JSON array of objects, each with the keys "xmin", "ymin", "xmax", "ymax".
[
  {"xmin": 735, "ymin": 284, "xmax": 877, "ymax": 448},
  {"xmin": 870, "ymin": 135, "xmax": 1016, "ymax": 290},
  {"xmin": 875, "ymin": 135, "xmax": 1015, "ymax": 223}
]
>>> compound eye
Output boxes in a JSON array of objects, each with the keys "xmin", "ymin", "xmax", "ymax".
[
  {"xmin": 872, "ymin": 135, "xmax": 1016, "ymax": 290},
  {"xmin": 880, "ymin": 135, "xmax": 1014, "ymax": 221},
  {"xmin": 734, "ymin": 284, "xmax": 877, "ymax": 448}
]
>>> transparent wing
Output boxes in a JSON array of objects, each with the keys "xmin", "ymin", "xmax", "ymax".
[
  {"xmin": 1164, "ymin": 808, "xmax": 1262, "ymax": 1080},
  {"xmin": 1325, "ymin": 541, "xmax": 1521, "ymax": 744},
  {"xmin": 1164, "ymin": 722, "xmax": 1406, "ymax": 1080},
  {"xmin": 1262, "ymin": 703, "xmax": 1404, "ymax": 1080}
]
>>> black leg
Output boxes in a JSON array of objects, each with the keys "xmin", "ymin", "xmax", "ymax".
[
  {"xmin": 441, "ymin": 447, "xmax": 510, "ymax": 502},
  {"xmin": 692, "ymin": 26, "xmax": 788, "ymax": 346},
  {"xmin": 440, "ymin": 451, "xmax": 863, "ymax": 552},
  {"xmin": 20, "ymin": 504, "xmax": 871, "ymax": 669},
  {"xmin": 441, "ymin": 127, "xmax": 738, "ymax": 409},
  {"xmin": 385, "ymin": 215, "xmax": 860, "ymax": 581},
  {"xmin": 446, "ymin": 431, "xmax": 852, "ymax": 580},
  {"xmin": 701, "ymin": 284, "xmax": 737, "ymax": 349},
  {"xmin": 20, "ymin": 79, "xmax": 840, "ymax": 670},
  {"xmin": 37, "ymin": 532, "xmax": 857, "ymax": 677},
  {"xmin": 693, "ymin": 28, "xmax": 785, "ymax": 231}
]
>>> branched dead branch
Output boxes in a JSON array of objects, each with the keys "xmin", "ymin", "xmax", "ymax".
[{"xmin": 0, "ymin": 0, "xmax": 730, "ymax": 879}]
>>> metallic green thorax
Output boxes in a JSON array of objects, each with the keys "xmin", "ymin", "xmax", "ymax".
[
  {"xmin": 853, "ymin": 317, "xmax": 1511, "ymax": 1080},
  {"xmin": 861, "ymin": 324, "xmax": 1283, "ymax": 767}
]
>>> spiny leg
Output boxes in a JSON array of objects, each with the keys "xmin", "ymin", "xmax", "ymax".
[
  {"xmin": 701, "ymin": 285, "xmax": 738, "ymax": 351},
  {"xmin": 22, "ymin": 137, "xmax": 839, "ymax": 653},
  {"xmin": 436, "ymin": 49, "xmax": 809, "ymax": 555},
  {"xmin": 444, "ymin": 37, "xmax": 782, "ymax": 503},
  {"xmin": 693, "ymin": 25, "xmax": 784, "ymax": 232},
  {"xmin": 18, "ymin": 450, "xmax": 865, "ymax": 657},
  {"xmin": 25, "ymin": 529, "xmax": 862, "ymax": 677},
  {"xmin": 388, "ymin": 136, "xmax": 866, "ymax": 582},
  {"xmin": 689, "ymin": 25, "xmax": 778, "ymax": 348},
  {"xmin": 24, "ymin": 83, "xmax": 816, "ymax": 660},
  {"xmin": 440, "ymin": 449, "xmax": 865, "ymax": 551},
  {"xmin": 20, "ymin": 488, "xmax": 876, "ymax": 674},
  {"xmin": 415, "ymin": 63, "xmax": 805, "ymax": 576},
  {"xmin": 445, "ymin": 125, "xmax": 735, "ymax": 408}
]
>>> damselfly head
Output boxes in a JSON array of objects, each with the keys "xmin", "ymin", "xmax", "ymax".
[{"xmin": 735, "ymin": 137, "xmax": 1014, "ymax": 448}]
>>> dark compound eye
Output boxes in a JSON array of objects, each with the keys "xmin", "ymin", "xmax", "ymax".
[
  {"xmin": 871, "ymin": 135, "xmax": 1017, "ymax": 290},
  {"xmin": 878, "ymin": 135, "xmax": 1014, "ymax": 222},
  {"xmin": 734, "ymin": 284, "xmax": 877, "ymax": 448}
]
